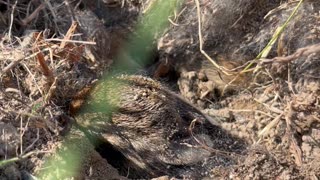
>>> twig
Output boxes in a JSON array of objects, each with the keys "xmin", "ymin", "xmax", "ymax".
[
  {"xmin": 20, "ymin": 3, "xmax": 45, "ymax": 26},
  {"xmin": 34, "ymin": 47, "xmax": 54, "ymax": 82},
  {"xmin": 121, "ymin": 0, "xmax": 125, "ymax": 8},
  {"xmin": 20, "ymin": 116, "xmax": 24, "ymax": 155},
  {"xmin": 22, "ymin": 63, "xmax": 44, "ymax": 96},
  {"xmin": 43, "ymin": 0, "xmax": 61, "ymax": 34},
  {"xmin": 254, "ymin": 98, "xmax": 284, "ymax": 114},
  {"xmin": 260, "ymin": 43, "xmax": 320, "ymax": 64},
  {"xmin": 0, "ymin": 150, "xmax": 47, "ymax": 167},
  {"xmin": 168, "ymin": 18, "xmax": 179, "ymax": 26},
  {"xmin": 59, "ymin": 21, "xmax": 78, "ymax": 49},
  {"xmin": 194, "ymin": 0, "xmax": 232, "ymax": 76},
  {"xmin": 45, "ymin": 38, "xmax": 96, "ymax": 45},
  {"xmin": 44, "ymin": 77, "xmax": 57, "ymax": 102},
  {"xmin": 258, "ymin": 112, "xmax": 284, "ymax": 139},
  {"xmin": 8, "ymin": 0, "xmax": 18, "ymax": 41},
  {"xmin": 74, "ymin": 0, "xmax": 82, "ymax": 9},
  {"xmin": 23, "ymin": 128, "xmax": 40, "ymax": 154},
  {"xmin": 287, "ymin": 64, "xmax": 296, "ymax": 95},
  {"xmin": 167, "ymin": 5, "xmax": 187, "ymax": 27}
]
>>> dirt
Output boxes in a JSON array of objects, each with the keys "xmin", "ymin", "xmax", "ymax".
[{"xmin": 0, "ymin": 0, "xmax": 320, "ymax": 179}]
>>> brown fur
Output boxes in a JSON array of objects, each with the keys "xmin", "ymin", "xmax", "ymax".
[{"xmin": 76, "ymin": 75, "xmax": 245, "ymax": 178}]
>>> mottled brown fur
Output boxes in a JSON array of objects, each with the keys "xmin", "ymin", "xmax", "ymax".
[{"xmin": 76, "ymin": 75, "xmax": 245, "ymax": 178}]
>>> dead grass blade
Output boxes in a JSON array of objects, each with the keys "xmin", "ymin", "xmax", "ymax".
[
  {"xmin": 194, "ymin": 0, "xmax": 233, "ymax": 76},
  {"xmin": 258, "ymin": 113, "xmax": 283, "ymax": 139}
]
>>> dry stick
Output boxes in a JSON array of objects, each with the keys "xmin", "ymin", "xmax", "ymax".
[
  {"xmin": 8, "ymin": 0, "xmax": 18, "ymax": 41},
  {"xmin": 121, "ymin": 0, "xmax": 125, "ymax": 8},
  {"xmin": 176, "ymin": 6, "xmax": 187, "ymax": 20},
  {"xmin": 168, "ymin": 18, "xmax": 179, "ymax": 26},
  {"xmin": 32, "ymin": 34, "xmax": 54, "ymax": 89},
  {"xmin": 26, "ymin": 0, "xmax": 32, "ymax": 17},
  {"xmin": 287, "ymin": 64, "xmax": 296, "ymax": 95},
  {"xmin": 34, "ymin": 48, "xmax": 53, "ymax": 78},
  {"xmin": 20, "ymin": 117, "xmax": 32, "ymax": 155},
  {"xmin": 254, "ymin": 98, "xmax": 284, "ymax": 114},
  {"xmin": 44, "ymin": 77, "xmax": 57, "ymax": 102},
  {"xmin": 168, "ymin": 6, "xmax": 187, "ymax": 27},
  {"xmin": 0, "ymin": 150, "xmax": 47, "ymax": 167},
  {"xmin": 23, "ymin": 128, "xmax": 40, "ymax": 154},
  {"xmin": 22, "ymin": 63, "xmax": 44, "ymax": 96},
  {"xmin": 45, "ymin": 38, "xmax": 96, "ymax": 45},
  {"xmin": 260, "ymin": 43, "xmax": 320, "ymax": 64},
  {"xmin": 20, "ymin": 116, "xmax": 24, "ymax": 155},
  {"xmin": 20, "ymin": 3, "xmax": 45, "ymax": 26},
  {"xmin": 59, "ymin": 21, "xmax": 78, "ymax": 49},
  {"xmin": 194, "ymin": 0, "xmax": 232, "ymax": 76},
  {"xmin": 258, "ymin": 112, "xmax": 284, "ymax": 139},
  {"xmin": 44, "ymin": 0, "xmax": 61, "ymax": 34},
  {"xmin": 74, "ymin": 0, "xmax": 83, "ymax": 9}
]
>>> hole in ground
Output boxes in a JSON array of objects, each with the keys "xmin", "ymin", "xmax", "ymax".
[{"xmin": 94, "ymin": 140, "xmax": 153, "ymax": 179}]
